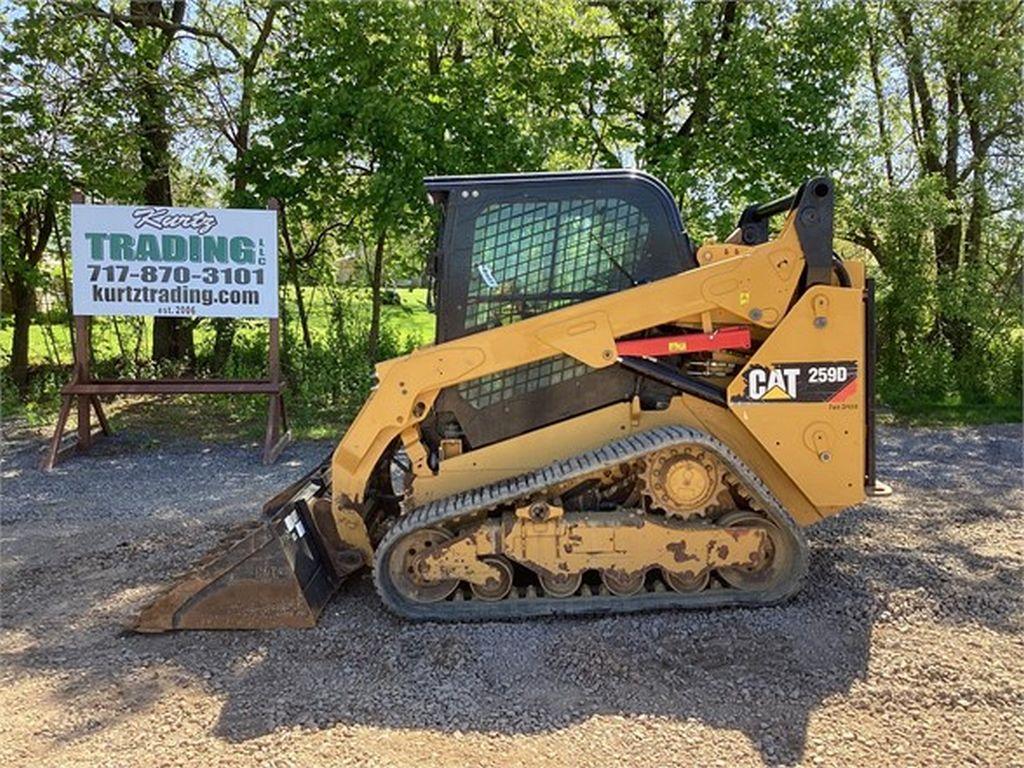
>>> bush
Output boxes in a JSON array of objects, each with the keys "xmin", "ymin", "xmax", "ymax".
[{"xmin": 219, "ymin": 294, "xmax": 417, "ymax": 433}]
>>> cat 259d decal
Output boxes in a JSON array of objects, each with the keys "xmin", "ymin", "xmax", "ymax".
[{"xmin": 732, "ymin": 361, "xmax": 859, "ymax": 404}]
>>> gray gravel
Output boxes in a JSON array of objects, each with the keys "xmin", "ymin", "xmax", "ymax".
[{"xmin": 1, "ymin": 423, "xmax": 1022, "ymax": 767}]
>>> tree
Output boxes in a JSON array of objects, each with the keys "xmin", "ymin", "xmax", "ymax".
[
  {"xmin": 844, "ymin": 0, "xmax": 1023, "ymax": 404},
  {"xmin": 4, "ymin": 0, "xmax": 1020, "ymax": 413},
  {"xmin": 2, "ymin": 1, "xmax": 138, "ymax": 390},
  {"xmin": 3, "ymin": 193, "xmax": 54, "ymax": 392},
  {"xmin": 251, "ymin": 0, "xmax": 587, "ymax": 359},
  {"xmin": 183, "ymin": 0, "xmax": 282, "ymax": 370},
  {"xmin": 65, "ymin": 1, "xmax": 194, "ymax": 361},
  {"xmin": 895, "ymin": 0, "xmax": 1022, "ymax": 355},
  {"xmin": 568, "ymin": 0, "xmax": 867, "ymax": 231},
  {"xmin": 65, "ymin": 0, "xmax": 286, "ymax": 367}
]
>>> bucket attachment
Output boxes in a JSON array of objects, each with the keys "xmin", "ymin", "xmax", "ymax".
[{"xmin": 134, "ymin": 457, "xmax": 361, "ymax": 632}]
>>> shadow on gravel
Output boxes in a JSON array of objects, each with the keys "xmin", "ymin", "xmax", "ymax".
[
  {"xmin": 200, "ymin": 543, "xmax": 881, "ymax": 765},
  {"xmin": 1, "ymin": 425, "xmax": 1020, "ymax": 766},
  {"xmin": 1, "ymin": 517, "xmax": 882, "ymax": 765}
]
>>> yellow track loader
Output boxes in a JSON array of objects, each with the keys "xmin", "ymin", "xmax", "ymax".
[{"xmin": 135, "ymin": 171, "xmax": 885, "ymax": 629}]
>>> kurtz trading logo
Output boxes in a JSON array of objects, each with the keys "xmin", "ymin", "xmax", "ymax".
[
  {"xmin": 733, "ymin": 361, "xmax": 859, "ymax": 404},
  {"xmin": 132, "ymin": 207, "xmax": 219, "ymax": 235},
  {"xmin": 82, "ymin": 207, "xmax": 265, "ymax": 266}
]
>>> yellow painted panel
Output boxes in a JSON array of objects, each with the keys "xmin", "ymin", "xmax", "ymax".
[{"xmin": 727, "ymin": 287, "xmax": 865, "ymax": 509}]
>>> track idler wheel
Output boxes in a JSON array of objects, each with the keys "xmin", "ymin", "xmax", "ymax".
[
  {"xmin": 715, "ymin": 511, "xmax": 790, "ymax": 592},
  {"xmin": 469, "ymin": 556, "xmax": 514, "ymax": 601},
  {"xmin": 388, "ymin": 528, "xmax": 459, "ymax": 603}
]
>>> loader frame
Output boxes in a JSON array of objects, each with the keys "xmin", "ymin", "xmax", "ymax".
[
  {"xmin": 135, "ymin": 172, "xmax": 877, "ymax": 632},
  {"xmin": 329, "ymin": 175, "xmax": 867, "ymax": 545}
]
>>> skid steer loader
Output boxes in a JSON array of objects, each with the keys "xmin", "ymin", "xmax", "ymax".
[{"xmin": 135, "ymin": 170, "xmax": 885, "ymax": 630}]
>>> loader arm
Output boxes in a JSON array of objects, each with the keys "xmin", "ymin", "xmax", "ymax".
[{"xmin": 332, "ymin": 208, "xmax": 806, "ymax": 505}]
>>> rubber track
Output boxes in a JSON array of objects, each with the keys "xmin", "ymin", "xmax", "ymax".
[{"xmin": 373, "ymin": 426, "xmax": 808, "ymax": 621}]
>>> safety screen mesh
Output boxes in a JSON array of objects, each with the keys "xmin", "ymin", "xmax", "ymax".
[
  {"xmin": 465, "ymin": 197, "xmax": 650, "ymax": 332},
  {"xmin": 457, "ymin": 355, "xmax": 591, "ymax": 410}
]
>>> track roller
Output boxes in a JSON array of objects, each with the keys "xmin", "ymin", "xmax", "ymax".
[
  {"xmin": 539, "ymin": 572, "xmax": 582, "ymax": 598},
  {"xmin": 470, "ymin": 557, "xmax": 514, "ymax": 601}
]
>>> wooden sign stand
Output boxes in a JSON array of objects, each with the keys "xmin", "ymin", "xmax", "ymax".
[{"xmin": 41, "ymin": 196, "xmax": 291, "ymax": 471}]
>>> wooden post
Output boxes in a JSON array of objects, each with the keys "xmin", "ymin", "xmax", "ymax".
[
  {"xmin": 263, "ymin": 318, "xmax": 280, "ymax": 463},
  {"xmin": 262, "ymin": 197, "xmax": 291, "ymax": 464},
  {"xmin": 41, "ymin": 396, "xmax": 73, "ymax": 471},
  {"xmin": 43, "ymin": 191, "xmax": 112, "ymax": 470},
  {"xmin": 75, "ymin": 315, "xmax": 91, "ymax": 450},
  {"xmin": 269, "ymin": 318, "xmax": 280, "ymax": 384}
]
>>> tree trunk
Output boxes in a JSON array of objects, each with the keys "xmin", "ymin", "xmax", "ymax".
[
  {"xmin": 278, "ymin": 202, "xmax": 312, "ymax": 350},
  {"xmin": 8, "ymin": 277, "xmax": 33, "ymax": 393},
  {"xmin": 211, "ymin": 320, "xmax": 236, "ymax": 372},
  {"xmin": 5, "ymin": 198, "xmax": 54, "ymax": 394},
  {"xmin": 209, "ymin": 5, "xmax": 278, "ymax": 373},
  {"xmin": 209, "ymin": 101, "xmax": 250, "ymax": 370},
  {"xmin": 963, "ymin": 179, "xmax": 986, "ymax": 268},
  {"xmin": 867, "ymin": 25, "xmax": 894, "ymax": 186},
  {"xmin": 934, "ymin": 64, "xmax": 962, "ymax": 279},
  {"xmin": 368, "ymin": 230, "xmax": 387, "ymax": 361},
  {"xmin": 896, "ymin": 3, "xmax": 972, "ymax": 358},
  {"xmin": 636, "ymin": 2, "xmax": 668, "ymax": 168},
  {"xmin": 895, "ymin": 4, "xmax": 942, "ymax": 175},
  {"xmin": 963, "ymin": 88, "xmax": 989, "ymax": 268},
  {"xmin": 131, "ymin": 0, "xmax": 191, "ymax": 364},
  {"xmin": 54, "ymin": 213, "xmax": 76, "ymax": 349},
  {"xmin": 934, "ymin": 219, "xmax": 962, "ymax": 278}
]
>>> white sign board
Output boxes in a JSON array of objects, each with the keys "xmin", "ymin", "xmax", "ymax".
[{"xmin": 71, "ymin": 204, "xmax": 278, "ymax": 318}]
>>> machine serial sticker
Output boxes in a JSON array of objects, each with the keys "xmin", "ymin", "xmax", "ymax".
[{"xmin": 732, "ymin": 361, "xmax": 858, "ymax": 403}]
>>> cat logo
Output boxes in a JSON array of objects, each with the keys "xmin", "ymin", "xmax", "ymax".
[
  {"xmin": 732, "ymin": 360, "xmax": 859, "ymax": 404},
  {"xmin": 746, "ymin": 366, "xmax": 800, "ymax": 400}
]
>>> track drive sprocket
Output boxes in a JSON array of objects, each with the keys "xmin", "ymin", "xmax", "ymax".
[{"xmin": 641, "ymin": 445, "xmax": 727, "ymax": 519}]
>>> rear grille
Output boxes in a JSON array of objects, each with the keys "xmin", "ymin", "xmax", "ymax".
[{"xmin": 457, "ymin": 355, "xmax": 591, "ymax": 409}]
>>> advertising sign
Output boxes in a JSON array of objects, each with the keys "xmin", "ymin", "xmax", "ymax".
[{"xmin": 72, "ymin": 204, "xmax": 278, "ymax": 318}]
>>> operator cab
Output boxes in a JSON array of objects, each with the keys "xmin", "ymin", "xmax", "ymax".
[
  {"xmin": 423, "ymin": 169, "xmax": 696, "ymax": 449},
  {"xmin": 425, "ymin": 169, "xmax": 696, "ymax": 342}
]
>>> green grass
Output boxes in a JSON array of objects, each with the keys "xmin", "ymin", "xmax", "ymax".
[
  {"xmin": 275, "ymin": 287, "xmax": 436, "ymax": 349},
  {"xmin": 1, "ymin": 287, "xmax": 437, "ymax": 439},
  {"xmin": 878, "ymin": 401, "xmax": 1022, "ymax": 427},
  {"xmin": 0, "ymin": 287, "xmax": 435, "ymax": 368},
  {"xmin": 378, "ymin": 289, "xmax": 436, "ymax": 346},
  {"xmin": 4, "ymin": 289, "xmax": 1020, "ymax": 441}
]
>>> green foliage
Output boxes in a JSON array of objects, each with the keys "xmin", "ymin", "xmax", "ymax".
[
  {"xmin": 561, "ymin": 1, "xmax": 868, "ymax": 234},
  {"xmin": 2, "ymin": 0, "xmax": 1021, "ymax": 426},
  {"xmin": 190, "ymin": 290, "xmax": 418, "ymax": 433},
  {"xmin": 839, "ymin": 0, "xmax": 1023, "ymax": 413},
  {"xmin": 289, "ymin": 294, "xmax": 412, "ymax": 425},
  {"xmin": 842, "ymin": 176, "xmax": 947, "ymax": 401}
]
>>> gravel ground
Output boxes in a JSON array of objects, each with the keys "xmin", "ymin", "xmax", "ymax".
[{"xmin": 1, "ymin": 423, "xmax": 1022, "ymax": 767}]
